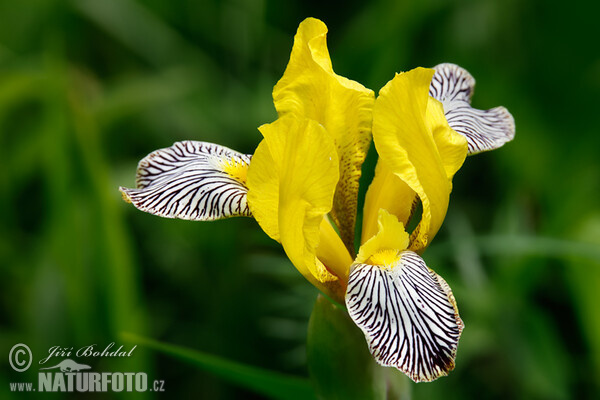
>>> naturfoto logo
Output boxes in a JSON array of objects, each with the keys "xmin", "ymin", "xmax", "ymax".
[{"xmin": 37, "ymin": 366, "xmax": 150, "ymax": 393}]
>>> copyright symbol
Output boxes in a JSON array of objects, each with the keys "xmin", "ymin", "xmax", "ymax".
[{"xmin": 9, "ymin": 344, "xmax": 32, "ymax": 372}]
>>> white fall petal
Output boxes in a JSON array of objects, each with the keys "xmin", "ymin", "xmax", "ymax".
[
  {"xmin": 120, "ymin": 141, "xmax": 252, "ymax": 221},
  {"xmin": 346, "ymin": 250, "xmax": 463, "ymax": 383},
  {"xmin": 429, "ymin": 63, "xmax": 515, "ymax": 154}
]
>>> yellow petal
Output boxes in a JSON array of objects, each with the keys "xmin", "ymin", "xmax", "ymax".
[
  {"xmin": 273, "ymin": 17, "xmax": 375, "ymax": 255},
  {"xmin": 361, "ymin": 160, "xmax": 416, "ymax": 244},
  {"xmin": 317, "ymin": 217, "xmax": 354, "ymax": 283},
  {"xmin": 246, "ymin": 114, "xmax": 345, "ymax": 299},
  {"xmin": 355, "ymin": 209, "xmax": 409, "ymax": 265},
  {"xmin": 372, "ymin": 68, "xmax": 467, "ymax": 253}
]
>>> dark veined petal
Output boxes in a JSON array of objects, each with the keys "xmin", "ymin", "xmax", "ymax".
[
  {"xmin": 346, "ymin": 251, "xmax": 463, "ymax": 382},
  {"xmin": 430, "ymin": 63, "xmax": 515, "ymax": 154},
  {"xmin": 120, "ymin": 141, "xmax": 252, "ymax": 221}
]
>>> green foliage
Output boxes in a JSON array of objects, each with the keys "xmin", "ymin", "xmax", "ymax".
[{"xmin": 1, "ymin": 0, "xmax": 599, "ymax": 398}]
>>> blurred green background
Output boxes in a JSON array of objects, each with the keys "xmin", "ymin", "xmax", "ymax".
[{"xmin": 2, "ymin": 0, "xmax": 599, "ymax": 398}]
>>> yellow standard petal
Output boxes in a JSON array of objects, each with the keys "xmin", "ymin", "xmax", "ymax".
[
  {"xmin": 372, "ymin": 68, "xmax": 468, "ymax": 253},
  {"xmin": 273, "ymin": 17, "xmax": 375, "ymax": 255},
  {"xmin": 246, "ymin": 114, "xmax": 347, "ymax": 299}
]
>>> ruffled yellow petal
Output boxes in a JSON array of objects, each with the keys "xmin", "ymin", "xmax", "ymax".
[
  {"xmin": 355, "ymin": 209, "xmax": 409, "ymax": 266},
  {"xmin": 273, "ymin": 17, "xmax": 375, "ymax": 255},
  {"xmin": 246, "ymin": 114, "xmax": 345, "ymax": 298},
  {"xmin": 372, "ymin": 68, "xmax": 468, "ymax": 253}
]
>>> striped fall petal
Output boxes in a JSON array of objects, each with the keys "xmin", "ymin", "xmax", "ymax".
[
  {"xmin": 346, "ymin": 251, "xmax": 463, "ymax": 383},
  {"xmin": 119, "ymin": 141, "xmax": 252, "ymax": 221},
  {"xmin": 429, "ymin": 63, "xmax": 515, "ymax": 154}
]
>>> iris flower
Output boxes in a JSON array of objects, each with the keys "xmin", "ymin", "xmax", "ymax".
[{"xmin": 120, "ymin": 18, "xmax": 514, "ymax": 383}]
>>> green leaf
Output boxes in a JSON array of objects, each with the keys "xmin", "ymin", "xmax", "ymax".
[
  {"xmin": 121, "ymin": 332, "xmax": 316, "ymax": 400},
  {"xmin": 307, "ymin": 295, "xmax": 389, "ymax": 400}
]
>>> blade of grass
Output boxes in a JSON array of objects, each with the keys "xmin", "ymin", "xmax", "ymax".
[{"xmin": 121, "ymin": 332, "xmax": 316, "ymax": 400}]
